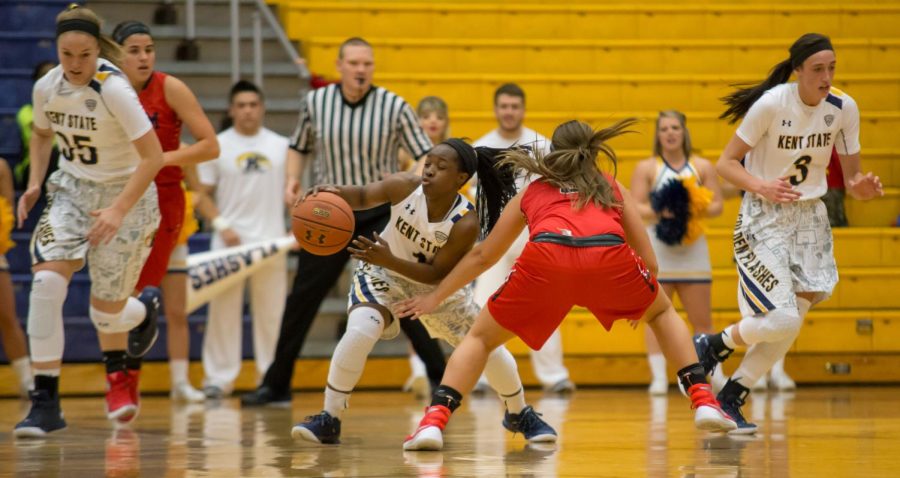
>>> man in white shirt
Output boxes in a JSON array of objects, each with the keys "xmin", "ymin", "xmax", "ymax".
[
  {"xmin": 196, "ymin": 81, "xmax": 293, "ymax": 397},
  {"xmin": 472, "ymin": 83, "xmax": 574, "ymax": 394}
]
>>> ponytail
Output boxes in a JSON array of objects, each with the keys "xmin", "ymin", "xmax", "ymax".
[
  {"xmin": 440, "ymin": 138, "xmax": 517, "ymax": 239},
  {"xmin": 721, "ymin": 33, "xmax": 834, "ymax": 124},
  {"xmin": 500, "ymin": 118, "xmax": 637, "ymax": 210},
  {"xmin": 720, "ymin": 59, "xmax": 793, "ymax": 124}
]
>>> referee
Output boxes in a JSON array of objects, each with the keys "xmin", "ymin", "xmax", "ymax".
[{"xmin": 242, "ymin": 37, "xmax": 445, "ymax": 406}]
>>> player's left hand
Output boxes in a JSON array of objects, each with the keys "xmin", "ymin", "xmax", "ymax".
[
  {"xmin": 88, "ymin": 206, "xmax": 126, "ymax": 246},
  {"xmin": 393, "ymin": 293, "xmax": 439, "ymax": 320},
  {"xmin": 846, "ymin": 172, "xmax": 884, "ymax": 200},
  {"xmin": 348, "ymin": 231, "xmax": 392, "ymax": 266}
]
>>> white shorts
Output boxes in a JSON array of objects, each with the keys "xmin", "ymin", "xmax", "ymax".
[
  {"xmin": 30, "ymin": 170, "xmax": 160, "ymax": 302},
  {"xmin": 348, "ymin": 261, "xmax": 480, "ymax": 346},
  {"xmin": 732, "ymin": 195, "xmax": 837, "ymax": 317},
  {"xmin": 167, "ymin": 243, "xmax": 189, "ymax": 274},
  {"xmin": 647, "ymin": 226, "xmax": 712, "ymax": 283}
]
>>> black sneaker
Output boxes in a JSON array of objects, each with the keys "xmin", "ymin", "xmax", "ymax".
[
  {"xmin": 241, "ymin": 386, "xmax": 292, "ymax": 408},
  {"xmin": 694, "ymin": 333, "xmax": 733, "ymax": 376},
  {"xmin": 127, "ymin": 287, "xmax": 161, "ymax": 358},
  {"xmin": 717, "ymin": 379, "xmax": 758, "ymax": 435},
  {"xmin": 502, "ymin": 406, "xmax": 557, "ymax": 443},
  {"xmin": 14, "ymin": 390, "xmax": 67, "ymax": 438},
  {"xmin": 291, "ymin": 411, "xmax": 342, "ymax": 444}
]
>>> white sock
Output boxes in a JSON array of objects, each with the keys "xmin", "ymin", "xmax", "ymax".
[
  {"xmin": 35, "ymin": 368, "xmax": 60, "ymax": 377},
  {"xmin": 12, "ymin": 357, "xmax": 34, "ymax": 391},
  {"xmin": 323, "ymin": 307, "xmax": 384, "ymax": 418},
  {"xmin": 483, "ymin": 346, "xmax": 526, "ymax": 413},
  {"xmin": 648, "ymin": 353, "xmax": 666, "ymax": 382},
  {"xmin": 170, "ymin": 359, "xmax": 189, "ymax": 385},
  {"xmin": 721, "ymin": 326, "xmax": 738, "ymax": 349},
  {"xmin": 324, "ymin": 386, "xmax": 351, "ymax": 418}
]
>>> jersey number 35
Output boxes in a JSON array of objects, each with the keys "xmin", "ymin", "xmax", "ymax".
[{"xmin": 55, "ymin": 132, "xmax": 98, "ymax": 165}]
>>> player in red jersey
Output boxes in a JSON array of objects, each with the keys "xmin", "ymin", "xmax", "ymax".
[
  {"xmin": 396, "ymin": 119, "xmax": 737, "ymax": 451},
  {"xmin": 113, "ymin": 21, "xmax": 219, "ymax": 403}
]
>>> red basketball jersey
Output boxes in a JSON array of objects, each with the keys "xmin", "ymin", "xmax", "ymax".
[
  {"xmin": 521, "ymin": 178, "xmax": 625, "ymax": 239},
  {"xmin": 139, "ymin": 70, "xmax": 183, "ymax": 185}
]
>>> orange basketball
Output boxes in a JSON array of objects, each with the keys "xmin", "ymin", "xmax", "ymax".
[{"xmin": 291, "ymin": 192, "xmax": 355, "ymax": 256}]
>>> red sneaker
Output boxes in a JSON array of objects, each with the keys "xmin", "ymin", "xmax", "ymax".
[
  {"xmin": 688, "ymin": 383, "xmax": 737, "ymax": 432},
  {"xmin": 106, "ymin": 371, "xmax": 138, "ymax": 424},
  {"xmin": 125, "ymin": 369, "xmax": 141, "ymax": 408},
  {"xmin": 403, "ymin": 405, "xmax": 451, "ymax": 451}
]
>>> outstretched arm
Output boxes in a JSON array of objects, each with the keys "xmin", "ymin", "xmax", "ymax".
[{"xmin": 393, "ymin": 191, "xmax": 527, "ymax": 318}]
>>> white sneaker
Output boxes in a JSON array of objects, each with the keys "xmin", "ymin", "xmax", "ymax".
[
  {"xmin": 171, "ymin": 382, "xmax": 205, "ymax": 403},
  {"xmin": 769, "ymin": 371, "xmax": 796, "ymax": 391},
  {"xmin": 403, "ymin": 374, "xmax": 430, "ymax": 399},
  {"xmin": 403, "ymin": 425, "xmax": 443, "ymax": 451},
  {"xmin": 648, "ymin": 378, "xmax": 668, "ymax": 395}
]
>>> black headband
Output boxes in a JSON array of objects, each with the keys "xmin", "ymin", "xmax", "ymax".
[
  {"xmin": 112, "ymin": 21, "xmax": 151, "ymax": 45},
  {"xmin": 441, "ymin": 138, "xmax": 478, "ymax": 176},
  {"xmin": 56, "ymin": 18, "xmax": 100, "ymax": 39},
  {"xmin": 789, "ymin": 35, "xmax": 833, "ymax": 69}
]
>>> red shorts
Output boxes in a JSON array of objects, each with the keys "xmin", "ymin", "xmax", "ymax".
[
  {"xmin": 487, "ymin": 241, "xmax": 659, "ymax": 350},
  {"xmin": 135, "ymin": 182, "xmax": 185, "ymax": 290}
]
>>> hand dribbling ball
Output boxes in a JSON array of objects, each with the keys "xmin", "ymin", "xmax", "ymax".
[{"xmin": 291, "ymin": 192, "xmax": 355, "ymax": 256}]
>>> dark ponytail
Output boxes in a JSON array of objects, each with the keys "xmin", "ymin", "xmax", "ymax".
[
  {"xmin": 441, "ymin": 138, "xmax": 517, "ymax": 239},
  {"xmin": 473, "ymin": 147, "xmax": 517, "ymax": 239},
  {"xmin": 720, "ymin": 60, "xmax": 793, "ymax": 124},
  {"xmin": 720, "ymin": 33, "xmax": 833, "ymax": 124}
]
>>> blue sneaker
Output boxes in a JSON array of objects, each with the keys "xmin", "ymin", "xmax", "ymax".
[
  {"xmin": 292, "ymin": 411, "xmax": 342, "ymax": 444},
  {"xmin": 502, "ymin": 406, "xmax": 557, "ymax": 443},
  {"xmin": 128, "ymin": 287, "xmax": 161, "ymax": 358},
  {"xmin": 694, "ymin": 333, "xmax": 733, "ymax": 376},
  {"xmin": 14, "ymin": 390, "xmax": 67, "ymax": 438},
  {"xmin": 717, "ymin": 379, "xmax": 758, "ymax": 435}
]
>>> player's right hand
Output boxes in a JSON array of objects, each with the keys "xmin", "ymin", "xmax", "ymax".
[
  {"xmin": 220, "ymin": 228, "xmax": 241, "ymax": 247},
  {"xmin": 756, "ymin": 177, "xmax": 801, "ymax": 203},
  {"xmin": 297, "ymin": 185, "xmax": 340, "ymax": 206},
  {"xmin": 16, "ymin": 185, "xmax": 41, "ymax": 229},
  {"xmin": 393, "ymin": 293, "xmax": 440, "ymax": 320}
]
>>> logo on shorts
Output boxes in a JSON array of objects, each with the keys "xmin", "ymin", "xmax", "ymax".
[
  {"xmin": 782, "ymin": 120, "xmax": 791, "ymax": 127},
  {"xmin": 312, "ymin": 207, "xmax": 330, "ymax": 219},
  {"xmin": 434, "ymin": 231, "xmax": 449, "ymax": 243},
  {"xmin": 824, "ymin": 114, "xmax": 835, "ymax": 126},
  {"xmin": 85, "ymin": 99, "xmax": 97, "ymax": 112}
]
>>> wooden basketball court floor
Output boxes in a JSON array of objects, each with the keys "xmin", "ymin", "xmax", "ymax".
[{"xmin": 0, "ymin": 386, "xmax": 897, "ymax": 477}]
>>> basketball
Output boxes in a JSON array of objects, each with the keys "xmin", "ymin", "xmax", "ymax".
[{"xmin": 291, "ymin": 192, "xmax": 355, "ymax": 256}]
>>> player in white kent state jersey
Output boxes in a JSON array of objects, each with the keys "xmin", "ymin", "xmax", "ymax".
[
  {"xmin": 693, "ymin": 33, "xmax": 883, "ymax": 434},
  {"xmin": 14, "ymin": 5, "xmax": 163, "ymax": 438},
  {"xmin": 290, "ymin": 139, "xmax": 555, "ymax": 448}
]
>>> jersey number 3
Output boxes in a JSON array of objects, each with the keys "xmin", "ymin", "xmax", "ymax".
[
  {"xmin": 788, "ymin": 155, "xmax": 811, "ymax": 186},
  {"xmin": 56, "ymin": 132, "xmax": 98, "ymax": 165}
]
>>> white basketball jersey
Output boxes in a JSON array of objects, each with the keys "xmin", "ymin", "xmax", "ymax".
[
  {"xmin": 31, "ymin": 59, "xmax": 152, "ymax": 182},
  {"xmin": 381, "ymin": 185, "xmax": 474, "ymax": 272},
  {"xmin": 736, "ymin": 82, "xmax": 860, "ymax": 200},
  {"xmin": 651, "ymin": 156, "xmax": 703, "ymax": 191}
]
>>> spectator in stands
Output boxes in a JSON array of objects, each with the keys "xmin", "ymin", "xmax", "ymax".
[
  {"xmin": 241, "ymin": 37, "xmax": 445, "ymax": 407},
  {"xmin": 471, "ymin": 83, "xmax": 575, "ymax": 394},
  {"xmin": 399, "ymin": 96, "xmax": 450, "ymax": 172},
  {"xmin": 113, "ymin": 20, "xmax": 220, "ymax": 403},
  {"xmin": 15, "ymin": 61, "xmax": 57, "ymax": 189},
  {"xmin": 194, "ymin": 80, "xmax": 291, "ymax": 399},
  {"xmin": 629, "ymin": 110, "xmax": 724, "ymax": 395},
  {"xmin": 0, "ymin": 158, "xmax": 32, "ymax": 397}
]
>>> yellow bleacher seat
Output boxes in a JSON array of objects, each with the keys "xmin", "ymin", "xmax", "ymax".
[
  {"xmin": 282, "ymin": 3, "xmax": 900, "ymax": 41},
  {"xmin": 304, "ymin": 37, "xmax": 900, "ymax": 75},
  {"xmin": 368, "ymin": 73, "xmax": 900, "ymax": 112}
]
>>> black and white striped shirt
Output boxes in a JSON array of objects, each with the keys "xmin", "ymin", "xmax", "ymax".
[{"xmin": 290, "ymin": 84, "xmax": 432, "ymax": 186}]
